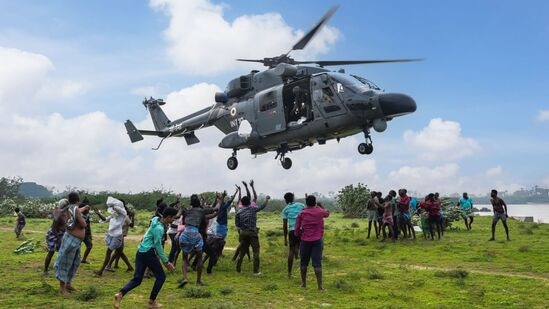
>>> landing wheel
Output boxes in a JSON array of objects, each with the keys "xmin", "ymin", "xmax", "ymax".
[
  {"xmin": 358, "ymin": 143, "xmax": 374, "ymax": 155},
  {"xmin": 227, "ymin": 156, "xmax": 238, "ymax": 170},
  {"xmin": 281, "ymin": 157, "xmax": 292, "ymax": 169}
]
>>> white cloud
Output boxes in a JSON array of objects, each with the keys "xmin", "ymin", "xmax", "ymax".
[
  {"xmin": 149, "ymin": 0, "xmax": 339, "ymax": 74},
  {"xmin": 130, "ymin": 86, "xmax": 160, "ymax": 98},
  {"xmin": 36, "ymin": 79, "xmax": 88, "ymax": 100},
  {"xmin": 537, "ymin": 109, "xmax": 549, "ymax": 122},
  {"xmin": 387, "ymin": 163, "xmax": 460, "ymax": 194},
  {"xmin": 0, "ymin": 111, "xmax": 145, "ymax": 191},
  {"xmin": 403, "ymin": 118, "xmax": 480, "ymax": 161},
  {"xmin": 0, "ymin": 46, "xmax": 87, "ymax": 111},
  {"xmin": 0, "ymin": 47, "xmax": 53, "ymax": 108},
  {"xmin": 485, "ymin": 166, "xmax": 503, "ymax": 177}
]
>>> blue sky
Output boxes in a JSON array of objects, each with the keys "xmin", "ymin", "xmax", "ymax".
[{"xmin": 0, "ymin": 0, "xmax": 547, "ymax": 196}]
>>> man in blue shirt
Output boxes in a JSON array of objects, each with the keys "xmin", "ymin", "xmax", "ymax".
[
  {"xmin": 282, "ymin": 192, "xmax": 305, "ymax": 278},
  {"xmin": 457, "ymin": 192, "xmax": 474, "ymax": 230}
]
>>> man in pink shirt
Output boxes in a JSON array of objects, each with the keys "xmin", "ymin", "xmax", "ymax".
[{"xmin": 294, "ymin": 195, "xmax": 329, "ymax": 291}]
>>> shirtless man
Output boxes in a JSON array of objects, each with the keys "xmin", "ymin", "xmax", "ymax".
[
  {"xmin": 489, "ymin": 189, "xmax": 510, "ymax": 241},
  {"xmin": 55, "ymin": 192, "xmax": 88, "ymax": 296}
]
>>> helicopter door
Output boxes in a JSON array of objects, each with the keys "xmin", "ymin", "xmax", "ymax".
[
  {"xmin": 255, "ymin": 86, "xmax": 286, "ymax": 136},
  {"xmin": 312, "ymin": 74, "xmax": 347, "ymax": 118}
]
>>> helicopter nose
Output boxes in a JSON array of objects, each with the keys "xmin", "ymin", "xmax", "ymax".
[{"xmin": 378, "ymin": 93, "xmax": 417, "ymax": 117}]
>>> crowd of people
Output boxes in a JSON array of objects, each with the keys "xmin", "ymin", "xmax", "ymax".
[{"xmin": 12, "ymin": 183, "xmax": 511, "ymax": 308}]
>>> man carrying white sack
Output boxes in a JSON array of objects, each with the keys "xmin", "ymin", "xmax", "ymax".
[{"xmin": 94, "ymin": 196, "xmax": 131, "ymax": 276}]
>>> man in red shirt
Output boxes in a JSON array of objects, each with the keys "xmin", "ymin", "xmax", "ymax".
[
  {"xmin": 424, "ymin": 193, "xmax": 442, "ymax": 240},
  {"xmin": 397, "ymin": 189, "xmax": 415, "ymax": 240},
  {"xmin": 294, "ymin": 195, "xmax": 329, "ymax": 290}
]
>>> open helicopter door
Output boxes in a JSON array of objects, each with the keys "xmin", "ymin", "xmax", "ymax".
[
  {"xmin": 312, "ymin": 73, "xmax": 347, "ymax": 118},
  {"xmin": 255, "ymin": 86, "xmax": 286, "ymax": 136}
]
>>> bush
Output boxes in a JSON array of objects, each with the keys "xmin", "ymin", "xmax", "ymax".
[
  {"xmin": 263, "ymin": 283, "xmax": 278, "ymax": 291},
  {"xmin": 185, "ymin": 287, "xmax": 212, "ymax": 298},
  {"xmin": 333, "ymin": 279, "xmax": 356, "ymax": 292},
  {"xmin": 265, "ymin": 230, "xmax": 283, "ymax": 237},
  {"xmin": 336, "ymin": 183, "xmax": 370, "ymax": 218},
  {"xmin": 367, "ymin": 268, "xmax": 384, "ymax": 280},
  {"xmin": 0, "ymin": 198, "xmax": 57, "ymax": 218},
  {"xmin": 434, "ymin": 269, "xmax": 469, "ymax": 279},
  {"xmin": 77, "ymin": 286, "xmax": 101, "ymax": 301},
  {"xmin": 219, "ymin": 287, "xmax": 233, "ymax": 295}
]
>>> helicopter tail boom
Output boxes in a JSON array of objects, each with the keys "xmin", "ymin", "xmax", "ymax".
[{"xmin": 124, "ymin": 120, "xmax": 170, "ymax": 143}]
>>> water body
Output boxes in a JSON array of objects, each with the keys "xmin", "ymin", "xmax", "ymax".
[{"xmin": 474, "ymin": 204, "xmax": 549, "ymax": 223}]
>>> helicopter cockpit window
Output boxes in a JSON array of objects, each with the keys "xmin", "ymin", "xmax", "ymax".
[
  {"xmin": 260, "ymin": 100, "xmax": 278, "ymax": 112},
  {"xmin": 330, "ymin": 73, "xmax": 370, "ymax": 94},
  {"xmin": 351, "ymin": 74, "xmax": 381, "ymax": 90},
  {"xmin": 322, "ymin": 87, "xmax": 334, "ymax": 103}
]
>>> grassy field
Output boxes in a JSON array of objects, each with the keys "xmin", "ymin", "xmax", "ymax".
[{"xmin": 0, "ymin": 212, "xmax": 548, "ymax": 308}]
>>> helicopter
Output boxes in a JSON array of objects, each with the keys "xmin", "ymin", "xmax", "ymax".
[{"xmin": 124, "ymin": 6, "xmax": 419, "ymax": 170}]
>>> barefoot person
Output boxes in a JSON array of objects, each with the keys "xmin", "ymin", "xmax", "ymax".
[
  {"xmin": 282, "ymin": 192, "xmax": 304, "ymax": 278},
  {"xmin": 44, "ymin": 199, "xmax": 68, "ymax": 277},
  {"xmin": 489, "ymin": 189, "xmax": 511, "ymax": 241},
  {"xmin": 94, "ymin": 197, "xmax": 130, "ymax": 276},
  {"xmin": 294, "ymin": 195, "xmax": 329, "ymax": 290},
  {"xmin": 457, "ymin": 192, "xmax": 474, "ymax": 230},
  {"xmin": 55, "ymin": 192, "xmax": 88, "ymax": 296},
  {"xmin": 113, "ymin": 207, "xmax": 177, "ymax": 309},
  {"xmin": 178, "ymin": 194, "xmax": 219, "ymax": 287},
  {"xmin": 235, "ymin": 195, "xmax": 271, "ymax": 275},
  {"xmin": 14, "ymin": 207, "xmax": 26, "ymax": 238},
  {"xmin": 79, "ymin": 198, "xmax": 94, "ymax": 264},
  {"xmin": 366, "ymin": 191, "xmax": 380, "ymax": 239}
]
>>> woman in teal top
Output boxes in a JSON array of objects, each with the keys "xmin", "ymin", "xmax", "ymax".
[{"xmin": 114, "ymin": 207, "xmax": 177, "ymax": 309}]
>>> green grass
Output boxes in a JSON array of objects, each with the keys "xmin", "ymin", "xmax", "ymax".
[{"xmin": 0, "ymin": 213, "xmax": 548, "ymax": 308}]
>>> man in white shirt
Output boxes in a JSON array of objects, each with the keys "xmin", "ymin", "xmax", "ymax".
[{"xmin": 95, "ymin": 197, "xmax": 130, "ymax": 276}]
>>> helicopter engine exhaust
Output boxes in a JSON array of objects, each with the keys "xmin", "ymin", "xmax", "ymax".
[
  {"xmin": 215, "ymin": 92, "xmax": 228, "ymax": 104},
  {"xmin": 273, "ymin": 63, "xmax": 297, "ymax": 77}
]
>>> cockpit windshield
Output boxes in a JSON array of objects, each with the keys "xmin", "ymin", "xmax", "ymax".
[{"xmin": 350, "ymin": 74, "xmax": 381, "ymax": 90}]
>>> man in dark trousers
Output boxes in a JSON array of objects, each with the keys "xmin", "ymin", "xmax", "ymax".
[{"xmin": 235, "ymin": 195, "xmax": 271, "ymax": 275}]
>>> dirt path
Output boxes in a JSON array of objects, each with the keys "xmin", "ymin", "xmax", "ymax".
[
  {"xmin": 392, "ymin": 263, "xmax": 549, "ymax": 283},
  {"xmin": 6, "ymin": 227, "xmax": 545, "ymax": 283}
]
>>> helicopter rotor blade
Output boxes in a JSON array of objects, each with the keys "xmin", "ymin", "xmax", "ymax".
[
  {"xmin": 290, "ymin": 6, "xmax": 338, "ymax": 53},
  {"xmin": 293, "ymin": 58, "xmax": 424, "ymax": 66},
  {"xmin": 235, "ymin": 58, "xmax": 266, "ymax": 64}
]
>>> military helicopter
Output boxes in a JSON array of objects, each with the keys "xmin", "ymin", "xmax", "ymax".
[{"xmin": 125, "ymin": 6, "xmax": 419, "ymax": 170}]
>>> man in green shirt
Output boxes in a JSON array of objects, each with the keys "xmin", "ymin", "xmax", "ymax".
[
  {"xmin": 282, "ymin": 192, "xmax": 304, "ymax": 278},
  {"xmin": 114, "ymin": 207, "xmax": 177, "ymax": 309}
]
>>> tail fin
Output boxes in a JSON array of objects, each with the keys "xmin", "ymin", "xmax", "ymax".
[{"xmin": 143, "ymin": 97, "xmax": 171, "ymax": 130}]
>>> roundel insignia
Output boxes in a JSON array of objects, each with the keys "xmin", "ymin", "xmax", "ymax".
[{"xmin": 230, "ymin": 107, "xmax": 237, "ymax": 117}]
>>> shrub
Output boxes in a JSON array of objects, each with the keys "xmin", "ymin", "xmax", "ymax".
[
  {"xmin": 263, "ymin": 283, "xmax": 278, "ymax": 291},
  {"xmin": 367, "ymin": 268, "xmax": 384, "ymax": 280},
  {"xmin": 185, "ymin": 287, "xmax": 212, "ymax": 298},
  {"xmin": 77, "ymin": 286, "xmax": 101, "ymax": 301},
  {"xmin": 219, "ymin": 287, "xmax": 233, "ymax": 295},
  {"xmin": 434, "ymin": 269, "xmax": 469, "ymax": 279},
  {"xmin": 265, "ymin": 230, "xmax": 283, "ymax": 237},
  {"xmin": 336, "ymin": 183, "xmax": 370, "ymax": 218},
  {"xmin": 333, "ymin": 279, "xmax": 356, "ymax": 292}
]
